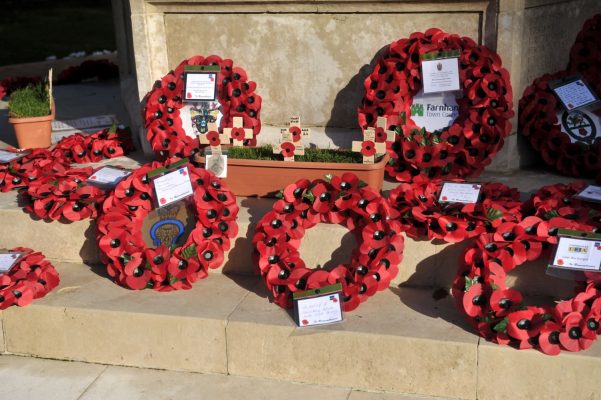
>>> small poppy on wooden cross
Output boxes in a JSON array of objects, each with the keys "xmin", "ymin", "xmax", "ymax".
[
  {"xmin": 352, "ymin": 127, "xmax": 386, "ymax": 164},
  {"xmin": 198, "ymin": 122, "xmax": 228, "ymax": 155},
  {"xmin": 223, "ymin": 116, "xmax": 253, "ymax": 147},
  {"xmin": 273, "ymin": 130, "xmax": 304, "ymax": 161},
  {"xmin": 374, "ymin": 116, "xmax": 396, "ymax": 143},
  {"xmin": 286, "ymin": 116, "xmax": 311, "ymax": 143}
]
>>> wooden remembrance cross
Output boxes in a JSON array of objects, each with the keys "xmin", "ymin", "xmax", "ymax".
[
  {"xmin": 273, "ymin": 116, "xmax": 311, "ymax": 161},
  {"xmin": 223, "ymin": 116, "xmax": 253, "ymax": 147},
  {"xmin": 352, "ymin": 127, "xmax": 387, "ymax": 164},
  {"xmin": 198, "ymin": 122, "xmax": 228, "ymax": 155}
]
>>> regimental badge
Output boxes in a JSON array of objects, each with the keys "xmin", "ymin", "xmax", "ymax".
[{"xmin": 561, "ymin": 110, "xmax": 597, "ymax": 144}]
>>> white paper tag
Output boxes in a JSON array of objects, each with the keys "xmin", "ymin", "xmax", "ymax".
[
  {"xmin": 552, "ymin": 79, "xmax": 598, "ymax": 111},
  {"xmin": 87, "ymin": 167, "xmax": 130, "ymax": 188},
  {"xmin": 205, "ymin": 154, "xmax": 227, "ymax": 178},
  {"xmin": 422, "ymin": 57, "xmax": 460, "ymax": 94},
  {"xmin": 0, "ymin": 149, "xmax": 27, "ymax": 163},
  {"xmin": 410, "ymin": 90, "xmax": 460, "ymax": 131},
  {"xmin": 153, "ymin": 166, "xmax": 194, "ymax": 207},
  {"xmin": 184, "ymin": 72, "xmax": 217, "ymax": 101},
  {"xmin": 552, "ymin": 237, "xmax": 601, "ymax": 271},
  {"xmin": 574, "ymin": 184, "xmax": 601, "ymax": 202},
  {"xmin": 0, "ymin": 252, "xmax": 22, "ymax": 275},
  {"xmin": 296, "ymin": 292, "xmax": 343, "ymax": 327},
  {"xmin": 439, "ymin": 182, "xmax": 481, "ymax": 204}
]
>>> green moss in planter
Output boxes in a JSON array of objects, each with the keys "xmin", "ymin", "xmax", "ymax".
[
  {"xmin": 8, "ymin": 83, "xmax": 51, "ymax": 118},
  {"xmin": 227, "ymin": 145, "xmax": 383, "ymax": 164}
]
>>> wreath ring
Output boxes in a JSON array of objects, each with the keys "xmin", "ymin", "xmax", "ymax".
[
  {"xmin": 0, "ymin": 247, "xmax": 60, "ymax": 309},
  {"xmin": 252, "ymin": 173, "xmax": 404, "ymax": 312},
  {"xmin": 358, "ymin": 28, "xmax": 514, "ymax": 181},
  {"xmin": 144, "ymin": 54, "xmax": 262, "ymax": 159},
  {"xmin": 97, "ymin": 160, "xmax": 239, "ymax": 291}
]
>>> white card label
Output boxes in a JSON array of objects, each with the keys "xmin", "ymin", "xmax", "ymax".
[
  {"xmin": 87, "ymin": 167, "xmax": 130, "ymax": 188},
  {"xmin": 575, "ymin": 185, "xmax": 601, "ymax": 202},
  {"xmin": 205, "ymin": 154, "xmax": 227, "ymax": 178},
  {"xmin": 0, "ymin": 252, "xmax": 22, "ymax": 275},
  {"xmin": 296, "ymin": 292, "xmax": 343, "ymax": 327},
  {"xmin": 0, "ymin": 150, "xmax": 27, "ymax": 163},
  {"xmin": 410, "ymin": 90, "xmax": 460, "ymax": 132},
  {"xmin": 422, "ymin": 57, "xmax": 460, "ymax": 94},
  {"xmin": 552, "ymin": 237, "xmax": 601, "ymax": 271},
  {"xmin": 153, "ymin": 166, "xmax": 194, "ymax": 207},
  {"xmin": 439, "ymin": 182, "xmax": 481, "ymax": 204},
  {"xmin": 551, "ymin": 79, "xmax": 598, "ymax": 111},
  {"xmin": 184, "ymin": 72, "xmax": 217, "ymax": 101}
]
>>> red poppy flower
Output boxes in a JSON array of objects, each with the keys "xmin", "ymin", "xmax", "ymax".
[
  {"xmin": 361, "ymin": 140, "xmax": 376, "ymax": 157},
  {"xmin": 207, "ymin": 131, "xmax": 221, "ymax": 146},
  {"xmin": 507, "ymin": 309, "xmax": 543, "ymax": 341},
  {"xmin": 490, "ymin": 288, "xmax": 522, "ymax": 317},
  {"xmin": 289, "ymin": 126, "xmax": 302, "ymax": 142},
  {"xmin": 280, "ymin": 142, "xmax": 296, "ymax": 158}
]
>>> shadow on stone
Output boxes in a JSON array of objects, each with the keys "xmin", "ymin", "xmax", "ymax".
[{"xmin": 79, "ymin": 221, "xmax": 101, "ymax": 267}]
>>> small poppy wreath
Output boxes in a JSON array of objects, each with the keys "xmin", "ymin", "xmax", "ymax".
[
  {"xmin": 24, "ymin": 166, "xmax": 108, "ymax": 222},
  {"xmin": 452, "ymin": 217, "xmax": 601, "ymax": 355},
  {"xmin": 0, "ymin": 247, "xmax": 60, "ymax": 310},
  {"xmin": 388, "ymin": 178, "xmax": 522, "ymax": 243},
  {"xmin": 252, "ymin": 173, "xmax": 404, "ymax": 312},
  {"xmin": 0, "ymin": 149, "xmax": 58, "ymax": 193},
  {"xmin": 97, "ymin": 160, "xmax": 239, "ymax": 291},
  {"xmin": 144, "ymin": 54, "xmax": 262, "ymax": 159},
  {"xmin": 358, "ymin": 28, "xmax": 514, "ymax": 182}
]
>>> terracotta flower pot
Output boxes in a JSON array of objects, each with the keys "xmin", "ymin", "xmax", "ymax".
[
  {"xmin": 196, "ymin": 152, "xmax": 389, "ymax": 197},
  {"xmin": 9, "ymin": 104, "xmax": 55, "ymax": 149}
]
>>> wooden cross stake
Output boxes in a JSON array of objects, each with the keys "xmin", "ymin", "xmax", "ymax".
[
  {"xmin": 375, "ymin": 116, "xmax": 396, "ymax": 143},
  {"xmin": 198, "ymin": 122, "xmax": 228, "ymax": 155},
  {"xmin": 287, "ymin": 116, "xmax": 311, "ymax": 143},
  {"xmin": 273, "ymin": 131, "xmax": 304, "ymax": 161},
  {"xmin": 223, "ymin": 116, "xmax": 253, "ymax": 147},
  {"xmin": 352, "ymin": 128, "xmax": 386, "ymax": 164}
]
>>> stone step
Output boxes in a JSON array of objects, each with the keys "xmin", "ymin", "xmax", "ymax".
[
  {"xmin": 0, "ymin": 354, "xmax": 451, "ymax": 400},
  {"xmin": 0, "ymin": 261, "xmax": 599, "ymax": 400}
]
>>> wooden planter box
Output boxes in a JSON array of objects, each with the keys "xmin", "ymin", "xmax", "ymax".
[{"xmin": 197, "ymin": 153, "xmax": 389, "ymax": 197}]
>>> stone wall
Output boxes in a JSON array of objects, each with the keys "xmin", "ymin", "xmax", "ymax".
[{"xmin": 115, "ymin": 0, "xmax": 601, "ymax": 167}]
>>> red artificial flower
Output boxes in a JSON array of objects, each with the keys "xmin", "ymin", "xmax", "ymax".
[
  {"xmin": 507, "ymin": 309, "xmax": 543, "ymax": 341},
  {"xmin": 361, "ymin": 140, "xmax": 376, "ymax": 157},
  {"xmin": 289, "ymin": 126, "xmax": 302, "ymax": 142},
  {"xmin": 207, "ymin": 131, "xmax": 221, "ymax": 146},
  {"xmin": 280, "ymin": 142, "xmax": 296, "ymax": 158}
]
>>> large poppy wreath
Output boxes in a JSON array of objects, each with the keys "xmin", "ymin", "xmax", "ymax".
[
  {"xmin": 97, "ymin": 160, "xmax": 239, "ymax": 291},
  {"xmin": 519, "ymin": 15, "xmax": 601, "ymax": 177},
  {"xmin": 252, "ymin": 173, "xmax": 404, "ymax": 312},
  {"xmin": 358, "ymin": 28, "xmax": 514, "ymax": 182},
  {"xmin": 0, "ymin": 247, "xmax": 60, "ymax": 309},
  {"xmin": 144, "ymin": 54, "xmax": 262, "ymax": 159},
  {"xmin": 388, "ymin": 178, "xmax": 522, "ymax": 243}
]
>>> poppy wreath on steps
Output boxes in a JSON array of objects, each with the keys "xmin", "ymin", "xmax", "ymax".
[
  {"xmin": 388, "ymin": 178, "xmax": 522, "ymax": 243},
  {"xmin": 358, "ymin": 28, "xmax": 514, "ymax": 182},
  {"xmin": 452, "ymin": 218, "xmax": 601, "ymax": 355},
  {"xmin": 518, "ymin": 70, "xmax": 601, "ymax": 177},
  {"xmin": 0, "ymin": 149, "xmax": 59, "ymax": 192},
  {"xmin": 97, "ymin": 160, "xmax": 239, "ymax": 291},
  {"xmin": 0, "ymin": 247, "xmax": 60, "ymax": 310},
  {"xmin": 521, "ymin": 181, "xmax": 601, "ymax": 232},
  {"xmin": 24, "ymin": 165, "xmax": 108, "ymax": 222},
  {"xmin": 252, "ymin": 173, "xmax": 404, "ymax": 312},
  {"xmin": 144, "ymin": 54, "xmax": 262, "ymax": 159}
]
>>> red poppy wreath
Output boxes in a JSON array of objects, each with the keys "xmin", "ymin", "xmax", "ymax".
[
  {"xmin": 452, "ymin": 217, "xmax": 601, "ymax": 355},
  {"xmin": 252, "ymin": 173, "xmax": 404, "ymax": 312},
  {"xmin": 0, "ymin": 247, "xmax": 60, "ymax": 310},
  {"xmin": 144, "ymin": 55, "xmax": 262, "ymax": 159},
  {"xmin": 388, "ymin": 178, "xmax": 522, "ymax": 243},
  {"xmin": 519, "ymin": 14, "xmax": 601, "ymax": 177},
  {"xmin": 358, "ymin": 28, "xmax": 514, "ymax": 182},
  {"xmin": 97, "ymin": 160, "xmax": 239, "ymax": 291}
]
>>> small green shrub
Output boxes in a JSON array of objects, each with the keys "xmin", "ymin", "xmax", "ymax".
[
  {"xmin": 8, "ymin": 83, "xmax": 51, "ymax": 118},
  {"xmin": 227, "ymin": 145, "xmax": 383, "ymax": 164}
]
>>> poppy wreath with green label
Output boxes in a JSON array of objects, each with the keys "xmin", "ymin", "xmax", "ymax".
[
  {"xmin": 96, "ymin": 159, "xmax": 239, "ymax": 291},
  {"xmin": 0, "ymin": 247, "xmax": 60, "ymax": 310},
  {"xmin": 518, "ymin": 71, "xmax": 601, "ymax": 177},
  {"xmin": 388, "ymin": 177, "xmax": 522, "ymax": 243},
  {"xmin": 252, "ymin": 173, "xmax": 404, "ymax": 312},
  {"xmin": 144, "ymin": 54, "xmax": 262, "ymax": 159},
  {"xmin": 452, "ymin": 217, "xmax": 601, "ymax": 355},
  {"xmin": 358, "ymin": 28, "xmax": 514, "ymax": 182}
]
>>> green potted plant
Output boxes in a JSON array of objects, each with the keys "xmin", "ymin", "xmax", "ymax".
[{"xmin": 8, "ymin": 82, "xmax": 54, "ymax": 149}]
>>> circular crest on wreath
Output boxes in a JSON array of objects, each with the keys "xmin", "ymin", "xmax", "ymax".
[
  {"xmin": 252, "ymin": 173, "xmax": 404, "ymax": 312},
  {"xmin": 97, "ymin": 160, "xmax": 239, "ymax": 291},
  {"xmin": 143, "ymin": 55, "xmax": 262, "ymax": 159},
  {"xmin": 358, "ymin": 28, "xmax": 514, "ymax": 182}
]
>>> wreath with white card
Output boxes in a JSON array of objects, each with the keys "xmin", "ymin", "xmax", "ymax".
[
  {"xmin": 358, "ymin": 28, "xmax": 514, "ymax": 182},
  {"xmin": 97, "ymin": 159, "xmax": 239, "ymax": 291},
  {"xmin": 143, "ymin": 54, "xmax": 262, "ymax": 159}
]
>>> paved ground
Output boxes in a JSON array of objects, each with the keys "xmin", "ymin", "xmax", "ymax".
[{"xmin": 0, "ymin": 355, "xmax": 445, "ymax": 400}]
